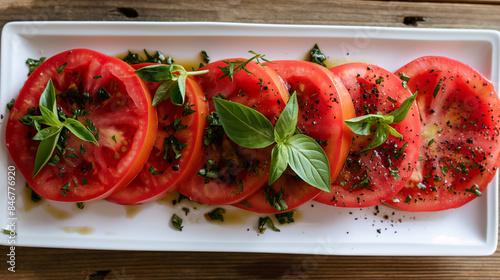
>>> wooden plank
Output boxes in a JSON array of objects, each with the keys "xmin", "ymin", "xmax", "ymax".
[
  {"xmin": 0, "ymin": 0, "xmax": 499, "ymax": 29},
  {"xmin": 0, "ymin": 0, "xmax": 499, "ymax": 279}
]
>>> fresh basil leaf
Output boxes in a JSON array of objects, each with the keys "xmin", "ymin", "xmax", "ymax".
[
  {"xmin": 213, "ymin": 97, "xmax": 275, "ymax": 149},
  {"xmin": 360, "ymin": 125, "xmax": 389, "ymax": 153},
  {"xmin": 344, "ymin": 121, "xmax": 373, "ymax": 136},
  {"xmin": 387, "ymin": 91, "xmax": 418, "ymax": 123},
  {"xmin": 285, "ymin": 134, "xmax": 331, "ymax": 192},
  {"xmin": 274, "ymin": 92, "xmax": 298, "ymax": 143},
  {"xmin": 152, "ymin": 80, "xmax": 175, "ymax": 106},
  {"xmin": 269, "ymin": 144, "xmax": 288, "ymax": 185},
  {"xmin": 135, "ymin": 65, "xmax": 174, "ymax": 82},
  {"xmin": 40, "ymin": 79, "xmax": 58, "ymax": 116},
  {"xmin": 385, "ymin": 124, "xmax": 403, "ymax": 138},
  {"xmin": 33, "ymin": 126, "xmax": 62, "ymax": 141},
  {"xmin": 33, "ymin": 132, "xmax": 60, "ymax": 177},
  {"xmin": 344, "ymin": 114, "xmax": 384, "ymax": 135},
  {"xmin": 63, "ymin": 118, "xmax": 99, "ymax": 145},
  {"xmin": 170, "ymin": 75, "xmax": 186, "ymax": 106},
  {"xmin": 39, "ymin": 106, "xmax": 62, "ymax": 127}
]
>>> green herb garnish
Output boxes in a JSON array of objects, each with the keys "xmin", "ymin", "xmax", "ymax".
[
  {"xmin": 258, "ymin": 217, "xmax": 280, "ymax": 233},
  {"xmin": 135, "ymin": 64, "xmax": 208, "ymax": 106},
  {"xmin": 344, "ymin": 91, "xmax": 417, "ymax": 153},
  {"xmin": 213, "ymin": 92, "xmax": 331, "ymax": 192},
  {"xmin": 206, "ymin": 208, "xmax": 225, "ymax": 222},
  {"xmin": 171, "ymin": 214, "xmax": 184, "ymax": 231},
  {"xmin": 309, "ymin": 44, "xmax": 326, "ymax": 67},
  {"xmin": 218, "ymin": 51, "xmax": 271, "ymax": 82},
  {"xmin": 30, "ymin": 79, "xmax": 99, "ymax": 177}
]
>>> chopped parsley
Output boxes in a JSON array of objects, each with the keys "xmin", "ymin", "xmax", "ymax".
[
  {"xmin": 258, "ymin": 217, "xmax": 280, "ymax": 233},
  {"xmin": 171, "ymin": 214, "xmax": 184, "ymax": 231}
]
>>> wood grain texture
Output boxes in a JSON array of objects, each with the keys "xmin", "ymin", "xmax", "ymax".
[{"xmin": 1, "ymin": 0, "xmax": 500, "ymax": 279}]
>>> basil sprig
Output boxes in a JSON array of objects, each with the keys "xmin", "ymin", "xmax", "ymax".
[
  {"xmin": 135, "ymin": 64, "xmax": 208, "ymax": 106},
  {"xmin": 344, "ymin": 91, "xmax": 417, "ymax": 153},
  {"xmin": 30, "ymin": 79, "xmax": 99, "ymax": 177},
  {"xmin": 213, "ymin": 92, "xmax": 331, "ymax": 192}
]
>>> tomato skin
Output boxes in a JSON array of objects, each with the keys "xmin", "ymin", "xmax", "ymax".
[
  {"xmin": 175, "ymin": 59, "xmax": 289, "ymax": 205},
  {"xmin": 107, "ymin": 63, "xmax": 208, "ymax": 205},
  {"xmin": 234, "ymin": 60, "xmax": 354, "ymax": 213},
  {"xmin": 386, "ymin": 56, "xmax": 500, "ymax": 211},
  {"xmin": 5, "ymin": 49, "xmax": 157, "ymax": 202},
  {"xmin": 314, "ymin": 63, "xmax": 421, "ymax": 208}
]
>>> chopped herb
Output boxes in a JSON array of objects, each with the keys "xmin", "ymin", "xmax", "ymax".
[
  {"xmin": 398, "ymin": 72, "xmax": 410, "ymax": 89},
  {"xmin": 182, "ymin": 207, "xmax": 190, "ymax": 215},
  {"xmin": 148, "ymin": 166, "xmax": 164, "ymax": 175},
  {"xmin": 60, "ymin": 183, "xmax": 71, "ymax": 197},
  {"xmin": 81, "ymin": 177, "xmax": 88, "ymax": 185},
  {"xmin": 97, "ymin": 87, "xmax": 111, "ymax": 101},
  {"xmin": 264, "ymin": 187, "xmax": 288, "ymax": 212},
  {"xmin": 258, "ymin": 217, "xmax": 280, "ymax": 233},
  {"xmin": 163, "ymin": 135, "xmax": 187, "ymax": 162},
  {"xmin": 428, "ymin": 139, "xmax": 435, "ymax": 146},
  {"xmin": 351, "ymin": 171, "xmax": 370, "ymax": 189},
  {"xmin": 433, "ymin": 79, "xmax": 442, "ymax": 98},
  {"xmin": 387, "ymin": 96, "xmax": 397, "ymax": 103},
  {"xmin": 206, "ymin": 208, "xmax": 225, "ymax": 222},
  {"xmin": 404, "ymin": 195, "xmax": 412, "ymax": 204},
  {"xmin": 93, "ymin": 75, "xmax": 102, "ymax": 79},
  {"xmin": 465, "ymin": 184, "xmax": 482, "ymax": 197},
  {"xmin": 390, "ymin": 168, "xmax": 400, "ymax": 181},
  {"xmin": 239, "ymin": 200, "xmax": 252, "ymax": 208},
  {"xmin": 275, "ymin": 211, "xmax": 295, "ymax": 224},
  {"xmin": 57, "ymin": 62, "xmax": 67, "ymax": 74},
  {"xmin": 80, "ymin": 144, "xmax": 86, "ymax": 155},
  {"xmin": 7, "ymin": 99, "xmax": 15, "ymax": 110},
  {"xmin": 375, "ymin": 76, "xmax": 384, "ymax": 84},
  {"xmin": 441, "ymin": 165, "xmax": 448, "ymax": 175},
  {"xmin": 171, "ymin": 214, "xmax": 184, "ymax": 231},
  {"xmin": 417, "ymin": 183, "xmax": 426, "ymax": 190},
  {"xmin": 164, "ymin": 118, "xmax": 187, "ymax": 133},
  {"xmin": 112, "ymin": 135, "xmax": 117, "ymax": 144},
  {"xmin": 197, "ymin": 159, "xmax": 220, "ymax": 183},
  {"xmin": 76, "ymin": 202, "xmax": 84, "ymax": 209},
  {"xmin": 182, "ymin": 102, "xmax": 196, "ymax": 117},
  {"xmin": 201, "ymin": 50, "xmax": 210, "ymax": 63},
  {"xmin": 26, "ymin": 57, "xmax": 46, "ymax": 76},
  {"xmin": 309, "ymin": 44, "xmax": 326, "ymax": 67},
  {"xmin": 122, "ymin": 49, "xmax": 174, "ymax": 65}
]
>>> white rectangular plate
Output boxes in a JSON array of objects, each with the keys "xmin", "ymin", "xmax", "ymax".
[{"xmin": 0, "ymin": 22, "xmax": 498, "ymax": 256}]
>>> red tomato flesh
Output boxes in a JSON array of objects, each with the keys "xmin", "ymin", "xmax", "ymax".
[
  {"xmin": 5, "ymin": 49, "xmax": 157, "ymax": 202},
  {"xmin": 107, "ymin": 63, "xmax": 208, "ymax": 205},
  {"xmin": 386, "ymin": 56, "xmax": 500, "ymax": 211},
  {"xmin": 175, "ymin": 59, "xmax": 289, "ymax": 205},
  {"xmin": 315, "ymin": 63, "xmax": 421, "ymax": 208},
  {"xmin": 235, "ymin": 60, "xmax": 355, "ymax": 213}
]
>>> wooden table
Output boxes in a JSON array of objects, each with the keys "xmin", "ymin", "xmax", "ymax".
[{"xmin": 1, "ymin": 0, "xmax": 500, "ymax": 279}]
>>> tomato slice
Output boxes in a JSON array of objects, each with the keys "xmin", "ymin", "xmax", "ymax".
[
  {"xmin": 386, "ymin": 56, "xmax": 500, "ymax": 211},
  {"xmin": 234, "ymin": 60, "xmax": 355, "ymax": 213},
  {"xmin": 175, "ymin": 59, "xmax": 289, "ymax": 205},
  {"xmin": 5, "ymin": 49, "xmax": 157, "ymax": 202},
  {"xmin": 107, "ymin": 63, "xmax": 208, "ymax": 205},
  {"xmin": 314, "ymin": 63, "xmax": 421, "ymax": 207}
]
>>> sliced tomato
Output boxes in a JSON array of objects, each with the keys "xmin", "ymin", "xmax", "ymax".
[
  {"xmin": 175, "ymin": 59, "xmax": 289, "ymax": 205},
  {"xmin": 5, "ymin": 49, "xmax": 157, "ymax": 202},
  {"xmin": 386, "ymin": 56, "xmax": 500, "ymax": 211},
  {"xmin": 314, "ymin": 63, "xmax": 421, "ymax": 207},
  {"xmin": 107, "ymin": 63, "xmax": 208, "ymax": 205},
  {"xmin": 234, "ymin": 60, "xmax": 355, "ymax": 213}
]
